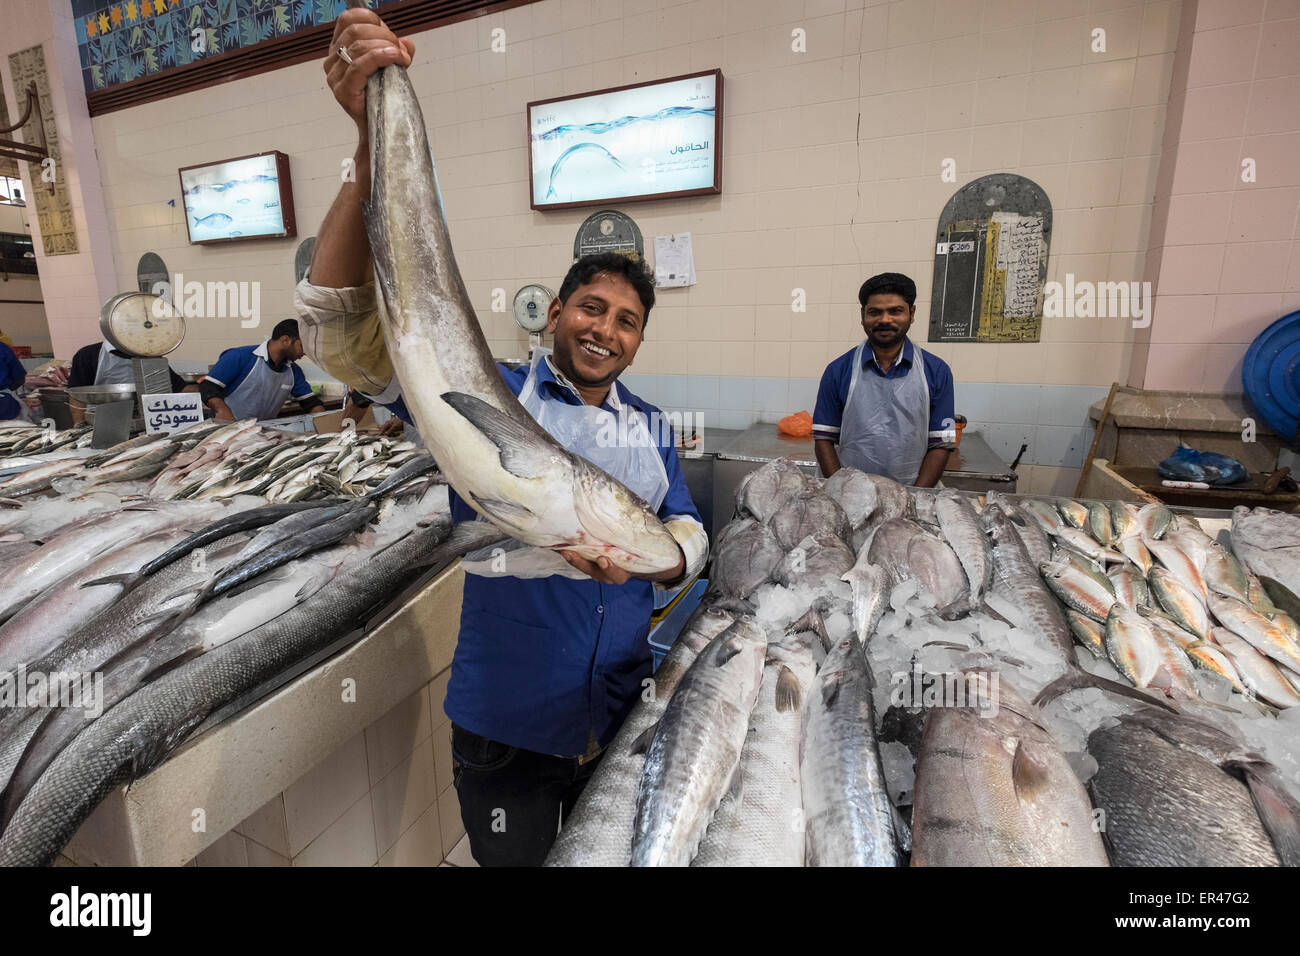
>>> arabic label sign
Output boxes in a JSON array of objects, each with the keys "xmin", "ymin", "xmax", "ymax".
[
  {"xmin": 929, "ymin": 173, "xmax": 1052, "ymax": 343},
  {"xmin": 144, "ymin": 393, "xmax": 203, "ymax": 434}
]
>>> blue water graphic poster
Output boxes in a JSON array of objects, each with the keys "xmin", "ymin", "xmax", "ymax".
[
  {"xmin": 180, "ymin": 152, "xmax": 287, "ymax": 242},
  {"xmin": 529, "ymin": 73, "xmax": 719, "ymax": 208}
]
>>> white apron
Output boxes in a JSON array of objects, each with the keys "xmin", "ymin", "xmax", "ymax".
[
  {"xmin": 837, "ymin": 340, "xmax": 930, "ymax": 485},
  {"xmin": 224, "ymin": 352, "xmax": 294, "ymax": 421},
  {"xmin": 94, "ymin": 343, "xmax": 136, "ymax": 386},
  {"xmin": 462, "ymin": 348, "xmax": 670, "ymax": 581}
]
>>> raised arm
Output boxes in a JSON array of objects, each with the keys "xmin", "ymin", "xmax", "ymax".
[{"xmin": 308, "ymin": 8, "xmax": 414, "ymax": 289}]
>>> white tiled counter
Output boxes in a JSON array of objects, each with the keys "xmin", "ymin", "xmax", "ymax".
[{"xmin": 60, "ymin": 562, "xmax": 468, "ymax": 868}]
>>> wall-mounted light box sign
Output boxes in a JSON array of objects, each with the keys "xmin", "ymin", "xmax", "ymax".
[
  {"xmin": 178, "ymin": 150, "xmax": 296, "ymax": 245},
  {"xmin": 527, "ymin": 69, "xmax": 723, "ymax": 212}
]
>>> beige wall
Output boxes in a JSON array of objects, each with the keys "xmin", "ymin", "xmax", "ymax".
[
  {"xmin": 1136, "ymin": 0, "xmax": 1300, "ymax": 393},
  {"xmin": 85, "ymin": 0, "xmax": 1181, "ymax": 388}
]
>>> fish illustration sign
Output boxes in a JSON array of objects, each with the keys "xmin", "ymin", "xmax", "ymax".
[
  {"xmin": 528, "ymin": 70, "xmax": 723, "ymax": 210},
  {"xmin": 178, "ymin": 150, "xmax": 297, "ymax": 244}
]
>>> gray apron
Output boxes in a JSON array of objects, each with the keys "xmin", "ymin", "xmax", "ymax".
[
  {"xmin": 461, "ymin": 349, "xmax": 670, "ymax": 582},
  {"xmin": 94, "ymin": 343, "xmax": 136, "ymax": 386},
  {"xmin": 225, "ymin": 351, "xmax": 294, "ymax": 421},
  {"xmin": 837, "ymin": 340, "xmax": 930, "ymax": 485}
]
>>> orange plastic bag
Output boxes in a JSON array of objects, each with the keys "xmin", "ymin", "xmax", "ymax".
[{"xmin": 778, "ymin": 410, "xmax": 813, "ymax": 438}]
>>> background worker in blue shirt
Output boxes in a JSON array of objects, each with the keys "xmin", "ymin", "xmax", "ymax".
[
  {"xmin": 200, "ymin": 318, "xmax": 324, "ymax": 422},
  {"xmin": 0, "ymin": 341, "xmax": 29, "ymax": 421},
  {"xmin": 813, "ymin": 272, "xmax": 956, "ymax": 486}
]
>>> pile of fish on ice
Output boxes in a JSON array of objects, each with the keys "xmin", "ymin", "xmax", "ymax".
[
  {"xmin": 548, "ymin": 458, "xmax": 1300, "ymax": 867},
  {"xmin": 0, "ymin": 445, "xmax": 504, "ymax": 866},
  {"xmin": 0, "ymin": 418, "xmax": 433, "ymax": 504}
]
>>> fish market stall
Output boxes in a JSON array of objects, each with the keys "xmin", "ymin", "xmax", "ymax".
[
  {"xmin": 547, "ymin": 459, "xmax": 1300, "ymax": 867},
  {"xmin": 710, "ymin": 424, "xmax": 1015, "ymax": 537},
  {"xmin": 60, "ymin": 560, "xmax": 466, "ymax": 867}
]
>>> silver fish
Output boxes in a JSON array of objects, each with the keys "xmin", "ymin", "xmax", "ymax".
[
  {"xmin": 359, "ymin": 56, "xmax": 680, "ymax": 573},
  {"xmin": 801, "ymin": 630, "xmax": 899, "ymax": 866},
  {"xmin": 693, "ymin": 635, "xmax": 819, "ymax": 867},
  {"xmin": 911, "ymin": 672, "xmax": 1109, "ymax": 867},
  {"xmin": 935, "ymin": 491, "xmax": 992, "ymax": 605},
  {"xmin": 546, "ymin": 602, "xmax": 740, "ymax": 866},
  {"xmin": 630, "ymin": 618, "xmax": 767, "ymax": 866}
]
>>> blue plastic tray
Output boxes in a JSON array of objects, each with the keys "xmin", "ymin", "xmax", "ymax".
[
  {"xmin": 647, "ymin": 579, "xmax": 707, "ymax": 671},
  {"xmin": 1242, "ymin": 309, "xmax": 1300, "ymax": 442}
]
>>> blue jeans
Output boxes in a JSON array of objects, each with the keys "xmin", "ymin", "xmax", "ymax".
[{"xmin": 451, "ymin": 723, "xmax": 603, "ymax": 866}]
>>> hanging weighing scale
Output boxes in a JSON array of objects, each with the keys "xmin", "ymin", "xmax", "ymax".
[
  {"xmin": 85, "ymin": 289, "xmax": 187, "ymax": 446},
  {"xmin": 513, "ymin": 283, "xmax": 555, "ymax": 359}
]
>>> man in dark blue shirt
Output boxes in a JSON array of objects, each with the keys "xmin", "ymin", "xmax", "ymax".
[{"xmin": 813, "ymin": 272, "xmax": 956, "ymax": 486}]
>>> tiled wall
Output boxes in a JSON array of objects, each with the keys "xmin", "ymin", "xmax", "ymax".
[
  {"xmin": 183, "ymin": 666, "xmax": 466, "ymax": 867},
  {"xmin": 1136, "ymin": 0, "xmax": 1300, "ymax": 393},
  {"xmin": 74, "ymin": 0, "xmax": 1185, "ymax": 465}
]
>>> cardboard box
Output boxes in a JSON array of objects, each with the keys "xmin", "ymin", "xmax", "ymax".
[{"xmin": 311, "ymin": 406, "xmax": 376, "ymax": 434}]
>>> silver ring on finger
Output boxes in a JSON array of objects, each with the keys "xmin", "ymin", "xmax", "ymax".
[{"xmin": 337, "ymin": 45, "xmax": 354, "ymax": 66}]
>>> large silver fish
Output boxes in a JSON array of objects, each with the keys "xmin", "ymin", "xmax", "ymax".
[
  {"xmin": 935, "ymin": 491, "xmax": 992, "ymax": 605},
  {"xmin": 1088, "ymin": 709, "xmax": 1300, "ymax": 866},
  {"xmin": 801, "ymin": 629, "xmax": 899, "ymax": 866},
  {"xmin": 0, "ymin": 515, "xmax": 501, "ymax": 867},
  {"xmin": 630, "ymin": 618, "xmax": 767, "ymax": 866},
  {"xmin": 911, "ymin": 672, "xmax": 1109, "ymax": 867},
  {"xmin": 545, "ymin": 601, "xmax": 740, "ymax": 866},
  {"xmin": 360, "ymin": 58, "xmax": 680, "ymax": 574},
  {"xmin": 692, "ymin": 634, "xmax": 819, "ymax": 867}
]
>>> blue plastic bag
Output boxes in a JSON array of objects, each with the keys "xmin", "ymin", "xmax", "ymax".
[{"xmin": 1157, "ymin": 444, "xmax": 1248, "ymax": 485}]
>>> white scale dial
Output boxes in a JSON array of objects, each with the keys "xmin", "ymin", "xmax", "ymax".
[{"xmin": 100, "ymin": 293, "xmax": 186, "ymax": 357}]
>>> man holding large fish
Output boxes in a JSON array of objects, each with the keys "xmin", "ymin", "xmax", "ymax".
[{"xmin": 294, "ymin": 6, "xmax": 708, "ymax": 865}]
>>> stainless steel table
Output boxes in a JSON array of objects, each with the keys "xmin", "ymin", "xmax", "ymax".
[{"xmin": 675, "ymin": 427, "xmax": 740, "ymax": 539}]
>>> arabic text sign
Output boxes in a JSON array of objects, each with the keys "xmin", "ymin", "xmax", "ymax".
[{"xmin": 144, "ymin": 393, "xmax": 203, "ymax": 434}]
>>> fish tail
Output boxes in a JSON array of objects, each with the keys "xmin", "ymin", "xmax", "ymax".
[
  {"xmin": 1229, "ymin": 761, "xmax": 1300, "ymax": 867},
  {"xmin": 1031, "ymin": 666, "xmax": 1180, "ymax": 713}
]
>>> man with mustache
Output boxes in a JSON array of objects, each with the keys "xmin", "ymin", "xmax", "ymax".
[{"xmin": 813, "ymin": 272, "xmax": 955, "ymax": 486}]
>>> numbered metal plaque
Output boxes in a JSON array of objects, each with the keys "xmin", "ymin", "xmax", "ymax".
[{"xmin": 929, "ymin": 174, "xmax": 1052, "ymax": 343}]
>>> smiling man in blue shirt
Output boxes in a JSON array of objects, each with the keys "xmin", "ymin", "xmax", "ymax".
[
  {"xmin": 813, "ymin": 272, "xmax": 956, "ymax": 486},
  {"xmin": 294, "ymin": 8, "xmax": 707, "ymax": 867}
]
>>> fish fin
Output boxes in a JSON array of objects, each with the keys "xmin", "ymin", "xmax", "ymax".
[
  {"xmin": 774, "ymin": 664, "xmax": 801, "ymax": 712},
  {"xmin": 472, "ymin": 495, "xmax": 538, "ymax": 530},
  {"xmin": 1228, "ymin": 761, "xmax": 1300, "ymax": 867},
  {"xmin": 786, "ymin": 604, "xmax": 831, "ymax": 651},
  {"xmin": 727, "ymin": 764, "xmax": 744, "ymax": 805},
  {"xmin": 359, "ymin": 199, "xmax": 398, "ymax": 321},
  {"xmin": 1032, "ymin": 667, "xmax": 1179, "ymax": 713},
  {"xmin": 714, "ymin": 635, "xmax": 744, "ymax": 667},
  {"xmin": 79, "ymin": 572, "xmax": 136, "ymax": 591},
  {"xmin": 628, "ymin": 723, "xmax": 656, "ymax": 756},
  {"xmin": 821, "ymin": 671, "xmax": 843, "ymax": 708},
  {"xmin": 439, "ymin": 390, "xmax": 552, "ymax": 481},
  {"xmin": 1010, "ymin": 739, "xmax": 1053, "ymax": 802},
  {"xmin": 891, "ymin": 804, "xmax": 913, "ymax": 856}
]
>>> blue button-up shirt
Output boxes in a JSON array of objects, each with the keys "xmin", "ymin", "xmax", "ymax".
[
  {"xmin": 812, "ymin": 338, "xmax": 956, "ymax": 446},
  {"xmin": 382, "ymin": 361, "xmax": 701, "ymax": 756}
]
